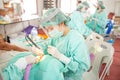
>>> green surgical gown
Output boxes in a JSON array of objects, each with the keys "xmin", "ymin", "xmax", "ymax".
[
  {"xmin": 86, "ymin": 11, "xmax": 107, "ymax": 34},
  {"xmin": 50, "ymin": 30, "xmax": 90, "ymax": 80},
  {"xmin": 67, "ymin": 11, "xmax": 92, "ymax": 37},
  {"xmin": 2, "ymin": 52, "xmax": 64, "ymax": 80},
  {"xmin": 2, "ymin": 52, "xmax": 31, "ymax": 80}
]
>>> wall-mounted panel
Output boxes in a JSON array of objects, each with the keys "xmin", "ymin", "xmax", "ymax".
[
  {"xmin": 22, "ymin": 21, "xmax": 29, "ymax": 29},
  {"xmin": 29, "ymin": 19, "xmax": 39, "ymax": 27},
  {"xmin": 5, "ymin": 22, "xmax": 24, "ymax": 35}
]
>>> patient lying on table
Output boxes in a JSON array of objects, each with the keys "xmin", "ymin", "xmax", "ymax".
[{"xmin": 0, "ymin": 34, "xmax": 27, "ymax": 52}]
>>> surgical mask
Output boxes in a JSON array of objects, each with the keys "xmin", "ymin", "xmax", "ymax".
[
  {"xmin": 81, "ymin": 7, "xmax": 87, "ymax": 13},
  {"xmin": 48, "ymin": 29, "xmax": 63, "ymax": 38}
]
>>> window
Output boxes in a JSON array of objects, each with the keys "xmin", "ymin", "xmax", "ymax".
[
  {"xmin": 60, "ymin": 0, "xmax": 77, "ymax": 14},
  {"xmin": 22, "ymin": 0, "xmax": 37, "ymax": 15},
  {"xmin": 0, "ymin": 0, "xmax": 38, "ymax": 22},
  {"xmin": 43, "ymin": 0, "xmax": 57, "ymax": 9},
  {"xmin": 60, "ymin": 0, "xmax": 98, "ymax": 15},
  {"xmin": 8, "ymin": 0, "xmax": 38, "ymax": 16},
  {"xmin": 87, "ymin": 0, "xmax": 97, "ymax": 15}
]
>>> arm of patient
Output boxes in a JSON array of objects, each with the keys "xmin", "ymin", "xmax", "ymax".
[{"xmin": 0, "ymin": 42, "xmax": 28, "ymax": 52}]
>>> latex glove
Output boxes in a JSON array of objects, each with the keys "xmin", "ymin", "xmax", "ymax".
[
  {"xmin": 48, "ymin": 46, "xmax": 71, "ymax": 64},
  {"xmin": 92, "ymin": 18, "xmax": 98, "ymax": 21},
  {"xmin": 25, "ymin": 55, "xmax": 36, "ymax": 64},
  {"xmin": 32, "ymin": 46, "xmax": 44, "ymax": 56},
  {"xmin": 14, "ymin": 58, "xmax": 28, "ymax": 70},
  {"xmin": 86, "ymin": 32, "xmax": 104, "ymax": 42},
  {"xmin": 14, "ymin": 55, "xmax": 36, "ymax": 70}
]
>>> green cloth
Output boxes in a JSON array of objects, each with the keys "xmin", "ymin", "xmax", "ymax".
[
  {"xmin": 2, "ymin": 52, "xmax": 31, "ymax": 80},
  {"xmin": 67, "ymin": 11, "xmax": 92, "ymax": 37},
  {"xmin": 29, "ymin": 55, "xmax": 64, "ymax": 80},
  {"xmin": 86, "ymin": 11, "xmax": 107, "ymax": 34},
  {"xmin": 50, "ymin": 30, "xmax": 90, "ymax": 80},
  {"xmin": 2, "ymin": 64, "xmax": 24, "ymax": 80},
  {"xmin": 1, "ymin": 52, "xmax": 64, "ymax": 80}
]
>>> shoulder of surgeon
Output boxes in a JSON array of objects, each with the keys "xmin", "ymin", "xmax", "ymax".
[
  {"xmin": 70, "ymin": 10, "xmax": 82, "ymax": 17},
  {"xmin": 68, "ymin": 30, "xmax": 84, "ymax": 40}
]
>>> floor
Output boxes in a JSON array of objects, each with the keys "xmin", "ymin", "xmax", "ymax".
[{"xmin": 104, "ymin": 38, "xmax": 120, "ymax": 80}]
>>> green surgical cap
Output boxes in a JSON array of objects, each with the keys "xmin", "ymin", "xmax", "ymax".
[
  {"xmin": 77, "ymin": 1, "xmax": 89, "ymax": 10},
  {"xmin": 98, "ymin": 1, "xmax": 105, "ymax": 9},
  {"xmin": 40, "ymin": 8, "xmax": 70, "ymax": 27}
]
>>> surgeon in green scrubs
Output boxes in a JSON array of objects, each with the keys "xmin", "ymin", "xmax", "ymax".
[
  {"xmin": 67, "ymin": 1, "xmax": 92, "ymax": 38},
  {"xmin": 2, "ymin": 8, "xmax": 90, "ymax": 80},
  {"xmin": 86, "ymin": 1, "xmax": 107, "ymax": 34},
  {"xmin": 67, "ymin": 1, "xmax": 104, "ymax": 41},
  {"xmin": 39, "ymin": 8, "xmax": 90, "ymax": 80}
]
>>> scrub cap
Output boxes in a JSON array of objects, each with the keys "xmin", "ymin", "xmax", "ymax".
[
  {"xmin": 77, "ymin": 1, "xmax": 89, "ymax": 10},
  {"xmin": 98, "ymin": 1, "xmax": 105, "ymax": 9},
  {"xmin": 40, "ymin": 8, "xmax": 70, "ymax": 27}
]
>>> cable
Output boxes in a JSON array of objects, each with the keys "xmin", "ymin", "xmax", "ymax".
[
  {"xmin": 25, "ymin": 35, "xmax": 41, "ymax": 49},
  {"xmin": 25, "ymin": 36, "xmax": 33, "ymax": 47}
]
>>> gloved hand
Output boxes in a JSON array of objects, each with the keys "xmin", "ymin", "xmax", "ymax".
[
  {"xmin": 14, "ymin": 55, "xmax": 36, "ymax": 70},
  {"xmin": 92, "ymin": 18, "xmax": 98, "ymax": 21},
  {"xmin": 48, "ymin": 46, "xmax": 71, "ymax": 64},
  {"xmin": 14, "ymin": 58, "xmax": 28, "ymax": 70},
  {"xmin": 86, "ymin": 32, "xmax": 104, "ymax": 42},
  {"xmin": 32, "ymin": 46, "xmax": 44, "ymax": 56},
  {"xmin": 89, "ymin": 18, "xmax": 97, "ymax": 22},
  {"xmin": 25, "ymin": 55, "xmax": 36, "ymax": 64}
]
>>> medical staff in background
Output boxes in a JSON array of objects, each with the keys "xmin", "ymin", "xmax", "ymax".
[
  {"xmin": 67, "ymin": 1, "xmax": 103, "ymax": 41},
  {"xmin": 106, "ymin": 12, "xmax": 115, "ymax": 34},
  {"xmin": 86, "ymin": 0, "xmax": 107, "ymax": 34}
]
